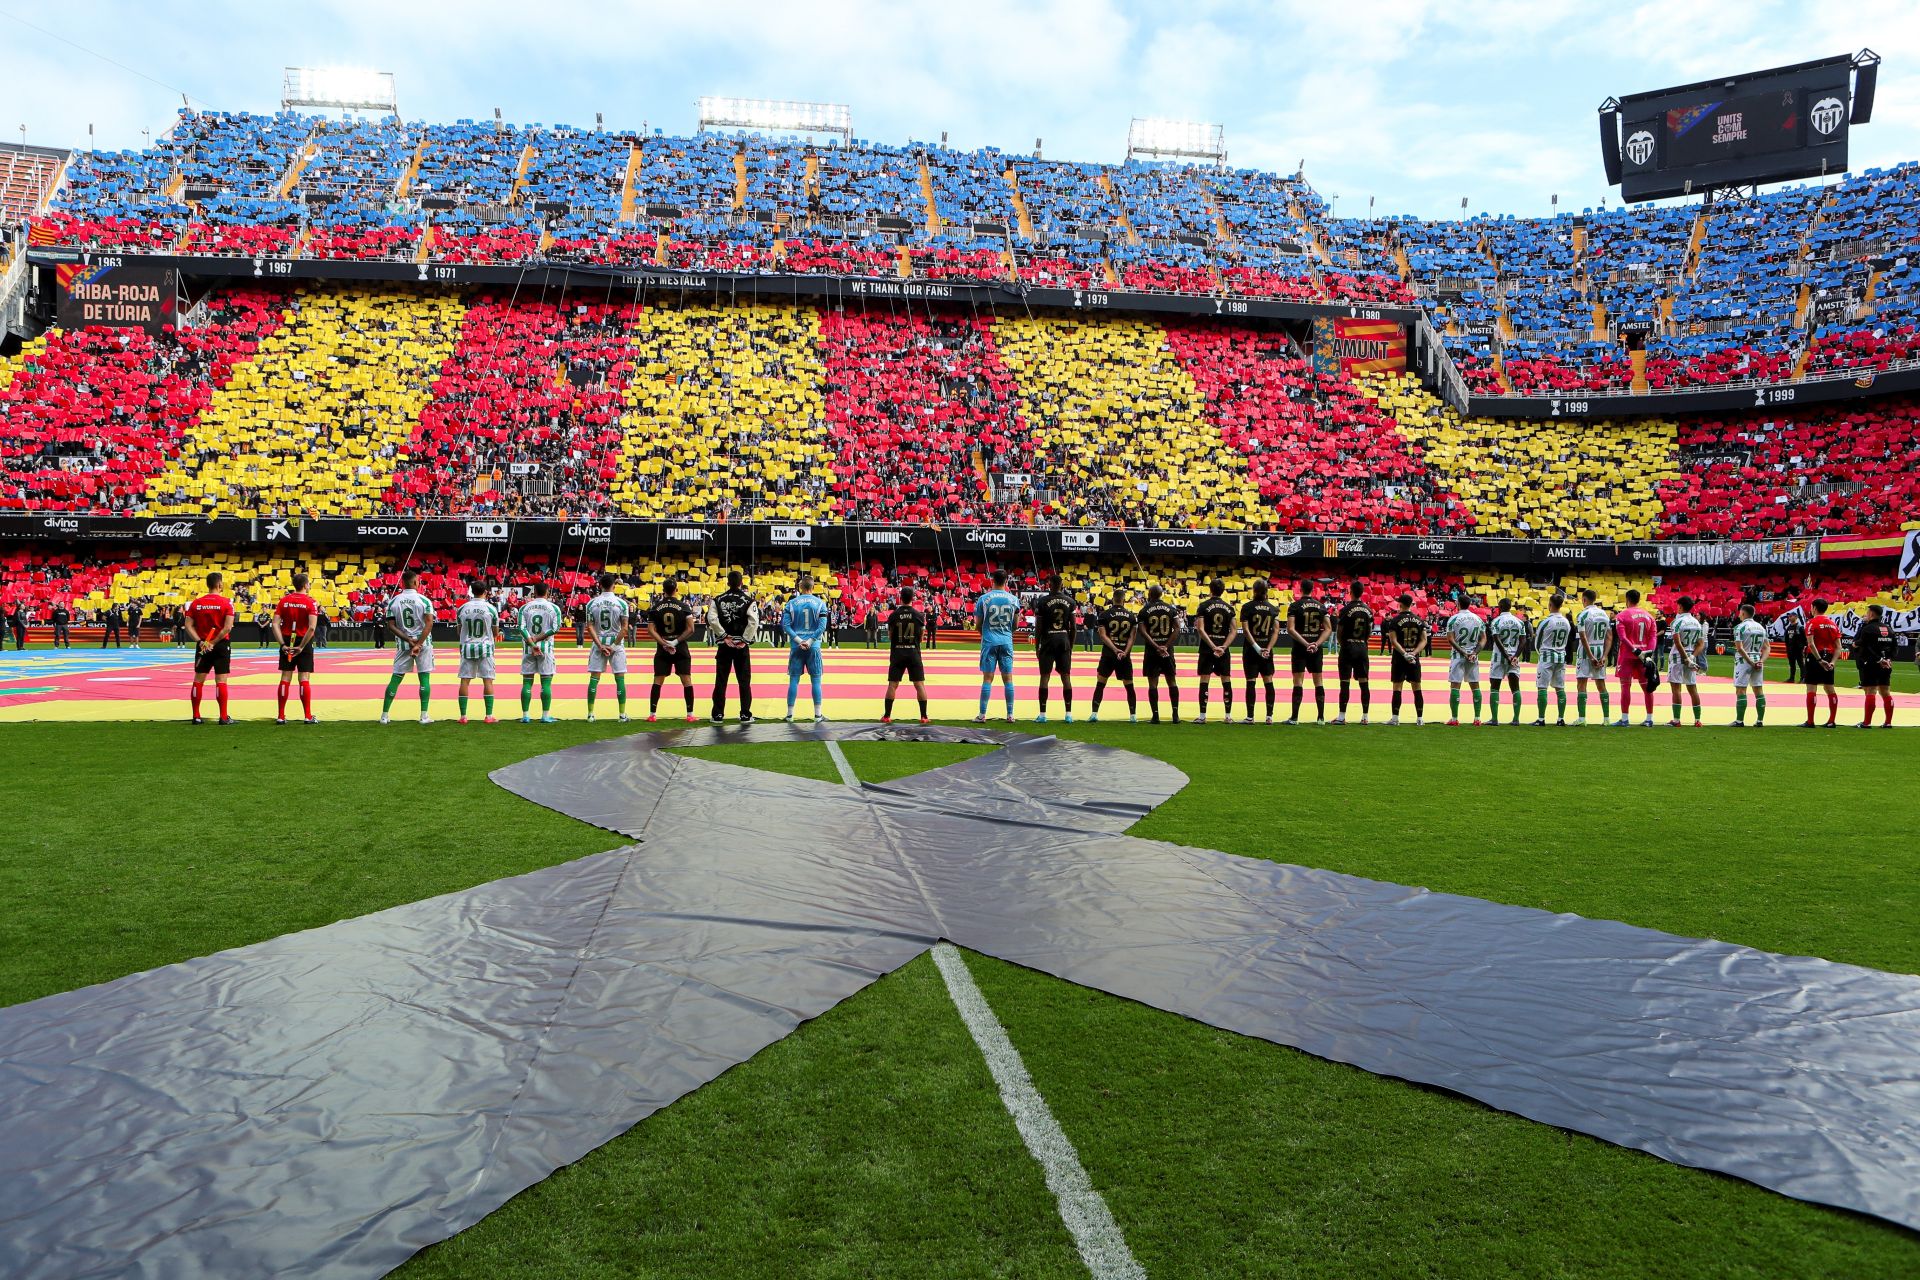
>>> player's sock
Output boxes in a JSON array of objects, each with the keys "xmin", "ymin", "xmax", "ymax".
[
  {"xmin": 1597, "ymin": 686, "xmax": 1609, "ymax": 718},
  {"xmin": 613, "ymin": 673, "xmax": 626, "ymax": 714},
  {"xmin": 1826, "ymin": 691, "xmax": 1838, "ymax": 725},
  {"xmin": 978, "ymin": 683, "xmax": 991, "ymax": 717},
  {"xmin": 1221, "ymin": 685, "xmax": 1233, "ymax": 719},
  {"xmin": 1168, "ymin": 685, "xmax": 1180, "ymax": 719},
  {"xmin": 1392, "ymin": 689, "xmax": 1403, "ymax": 716},
  {"xmin": 884, "ymin": 691, "xmax": 896, "ymax": 718},
  {"xmin": 1061, "ymin": 681, "xmax": 1072, "ymax": 713},
  {"xmin": 484, "ymin": 691, "xmax": 495, "ymax": 716},
  {"xmin": 417, "ymin": 676, "xmax": 431, "ymax": 715},
  {"xmin": 1691, "ymin": 699, "xmax": 1701, "ymax": 724},
  {"xmin": 1863, "ymin": 696, "xmax": 1877, "ymax": 727},
  {"xmin": 523, "ymin": 678, "xmax": 534, "ymax": 715},
  {"xmin": 1339, "ymin": 683, "xmax": 1350, "ymax": 715},
  {"xmin": 1489, "ymin": 685, "xmax": 1500, "ymax": 719},
  {"xmin": 216, "ymin": 684, "xmax": 229, "ymax": 718},
  {"xmin": 460, "ymin": 690, "xmax": 470, "ymax": 718},
  {"xmin": 1618, "ymin": 681, "xmax": 1631, "ymax": 717},
  {"xmin": 1471, "ymin": 687, "xmax": 1483, "ymax": 718},
  {"xmin": 1314, "ymin": 686, "xmax": 1325, "ymax": 722},
  {"xmin": 1670, "ymin": 688, "xmax": 1681, "ymax": 720},
  {"xmin": 1754, "ymin": 691, "xmax": 1764, "ymax": 723},
  {"xmin": 586, "ymin": 674, "xmax": 598, "ymax": 716},
  {"xmin": 1805, "ymin": 688, "xmax": 1816, "ymax": 722},
  {"xmin": 1126, "ymin": 686, "xmax": 1137, "ymax": 714},
  {"xmin": 1577, "ymin": 690, "xmax": 1588, "ymax": 718},
  {"xmin": 1291, "ymin": 686, "xmax": 1303, "ymax": 720},
  {"xmin": 1536, "ymin": 689, "xmax": 1547, "ymax": 720},
  {"xmin": 1091, "ymin": 686, "xmax": 1104, "ymax": 714},
  {"xmin": 1449, "ymin": 688, "xmax": 1459, "ymax": 719},
  {"xmin": 541, "ymin": 675, "xmax": 553, "ymax": 715},
  {"xmin": 649, "ymin": 683, "xmax": 662, "ymax": 714},
  {"xmin": 1509, "ymin": 679, "xmax": 1521, "ymax": 722},
  {"xmin": 1555, "ymin": 690, "xmax": 1566, "ymax": 720},
  {"xmin": 682, "ymin": 685, "xmax": 694, "ymax": 714},
  {"xmin": 1039, "ymin": 684, "xmax": 1050, "ymax": 714},
  {"xmin": 1003, "ymin": 684, "xmax": 1014, "ymax": 717},
  {"xmin": 300, "ymin": 681, "xmax": 312, "ymax": 718},
  {"xmin": 1359, "ymin": 684, "xmax": 1370, "ymax": 715},
  {"xmin": 381, "ymin": 674, "xmax": 403, "ymax": 715},
  {"xmin": 1242, "ymin": 682, "xmax": 1254, "ymax": 714},
  {"xmin": 277, "ymin": 680, "xmax": 290, "ymax": 718},
  {"xmin": 918, "ymin": 693, "xmax": 929, "ymax": 720},
  {"xmin": 1148, "ymin": 684, "xmax": 1160, "ymax": 719},
  {"xmin": 1735, "ymin": 691, "xmax": 1747, "ymax": 723}
]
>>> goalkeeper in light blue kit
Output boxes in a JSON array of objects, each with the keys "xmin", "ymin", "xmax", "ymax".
[
  {"xmin": 974, "ymin": 568, "xmax": 1020, "ymax": 722},
  {"xmin": 782, "ymin": 573, "xmax": 828, "ymax": 722},
  {"xmin": 516, "ymin": 582, "xmax": 563, "ymax": 724}
]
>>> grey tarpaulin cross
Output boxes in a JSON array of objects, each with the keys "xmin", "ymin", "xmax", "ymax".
[{"xmin": 2, "ymin": 724, "xmax": 1918, "ymax": 1279}]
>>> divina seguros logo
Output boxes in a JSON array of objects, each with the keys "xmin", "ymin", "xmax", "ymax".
[{"xmin": 566, "ymin": 524, "xmax": 612, "ymax": 539}]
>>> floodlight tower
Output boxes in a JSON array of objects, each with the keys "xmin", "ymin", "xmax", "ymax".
[
  {"xmin": 1126, "ymin": 118, "xmax": 1226, "ymax": 166},
  {"xmin": 697, "ymin": 97, "xmax": 852, "ymax": 144},
  {"xmin": 282, "ymin": 67, "xmax": 399, "ymax": 115}
]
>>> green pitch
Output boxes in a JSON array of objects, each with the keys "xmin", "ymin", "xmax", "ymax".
[{"xmin": 2, "ymin": 722, "xmax": 1916, "ymax": 1278}]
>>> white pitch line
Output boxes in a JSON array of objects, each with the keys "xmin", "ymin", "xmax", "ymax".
[
  {"xmin": 932, "ymin": 944, "xmax": 1147, "ymax": 1280},
  {"xmin": 825, "ymin": 736, "xmax": 1145, "ymax": 1279}
]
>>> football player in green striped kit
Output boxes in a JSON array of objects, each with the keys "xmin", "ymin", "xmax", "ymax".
[
  {"xmin": 1532, "ymin": 594, "xmax": 1572, "ymax": 726},
  {"xmin": 1573, "ymin": 589, "xmax": 1613, "ymax": 726},
  {"xmin": 1731, "ymin": 601, "xmax": 1770, "ymax": 727},
  {"xmin": 1666, "ymin": 596, "xmax": 1709, "ymax": 726},
  {"xmin": 516, "ymin": 583, "xmax": 563, "ymax": 724},
  {"xmin": 583, "ymin": 572, "xmax": 633, "ymax": 723}
]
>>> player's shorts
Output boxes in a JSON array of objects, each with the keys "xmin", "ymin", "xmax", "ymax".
[
  {"xmin": 1390, "ymin": 654, "xmax": 1421, "ymax": 685},
  {"xmin": 979, "ymin": 639, "xmax": 1014, "ymax": 678},
  {"xmin": 1857, "ymin": 662, "xmax": 1891, "ymax": 689},
  {"xmin": 1534, "ymin": 659, "xmax": 1565, "ymax": 691},
  {"xmin": 1289, "ymin": 644, "xmax": 1324, "ymax": 676},
  {"xmin": 458, "ymin": 652, "xmax": 497, "ymax": 681},
  {"xmin": 1037, "ymin": 637, "xmax": 1072, "ymax": 678},
  {"xmin": 1733, "ymin": 659, "xmax": 1765, "ymax": 689},
  {"xmin": 1143, "ymin": 647, "xmax": 1176, "ymax": 680},
  {"xmin": 1617, "ymin": 653, "xmax": 1648, "ymax": 685},
  {"xmin": 1576, "ymin": 652, "xmax": 1609, "ymax": 680},
  {"xmin": 1338, "ymin": 643, "xmax": 1370, "ymax": 682},
  {"xmin": 651, "ymin": 645, "xmax": 690, "ymax": 680},
  {"xmin": 887, "ymin": 649, "xmax": 926, "ymax": 685},
  {"xmin": 1240, "ymin": 646, "xmax": 1274, "ymax": 680},
  {"xmin": 390, "ymin": 644, "xmax": 435, "ymax": 675},
  {"xmin": 277, "ymin": 644, "xmax": 315, "ymax": 675},
  {"xmin": 1197, "ymin": 645, "xmax": 1233, "ymax": 678},
  {"xmin": 587, "ymin": 644, "xmax": 628, "ymax": 675},
  {"xmin": 193, "ymin": 640, "xmax": 232, "ymax": 677},
  {"xmin": 1448, "ymin": 652, "xmax": 1481, "ymax": 684},
  {"xmin": 788, "ymin": 644, "xmax": 825, "ymax": 683},
  {"xmin": 1490, "ymin": 652, "xmax": 1520, "ymax": 682},
  {"xmin": 520, "ymin": 651, "xmax": 557, "ymax": 678},
  {"xmin": 1097, "ymin": 649, "xmax": 1134, "ymax": 682},
  {"xmin": 1802, "ymin": 656, "xmax": 1836, "ymax": 687},
  {"xmin": 1667, "ymin": 656, "xmax": 1701, "ymax": 687}
]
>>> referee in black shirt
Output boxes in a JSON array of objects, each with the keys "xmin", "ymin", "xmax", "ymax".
[{"xmin": 1854, "ymin": 604, "xmax": 1895, "ymax": 728}]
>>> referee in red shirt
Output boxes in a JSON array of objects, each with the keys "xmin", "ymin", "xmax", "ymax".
[
  {"xmin": 184, "ymin": 572, "xmax": 237, "ymax": 725},
  {"xmin": 273, "ymin": 572, "xmax": 323, "ymax": 725}
]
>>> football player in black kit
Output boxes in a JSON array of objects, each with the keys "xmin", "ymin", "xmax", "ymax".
[
  {"xmin": 708, "ymin": 569, "xmax": 759, "ymax": 724},
  {"xmin": 1239, "ymin": 578, "xmax": 1282, "ymax": 724},
  {"xmin": 1854, "ymin": 603, "xmax": 1895, "ymax": 728},
  {"xmin": 1088, "ymin": 589, "xmax": 1138, "ymax": 722},
  {"xmin": 1194, "ymin": 579, "xmax": 1238, "ymax": 723},
  {"xmin": 646, "ymin": 579, "xmax": 698, "ymax": 722},
  {"xmin": 882, "ymin": 586, "xmax": 933, "ymax": 725},
  {"xmin": 1139, "ymin": 585, "xmax": 1182, "ymax": 724},
  {"xmin": 1384, "ymin": 593, "xmax": 1429, "ymax": 725},
  {"xmin": 1285, "ymin": 579, "xmax": 1331, "ymax": 724},
  {"xmin": 1033, "ymin": 574, "xmax": 1079, "ymax": 724},
  {"xmin": 1335, "ymin": 581, "xmax": 1375, "ymax": 725}
]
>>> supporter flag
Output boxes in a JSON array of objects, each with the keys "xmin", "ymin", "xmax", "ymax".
[
  {"xmin": 1901, "ymin": 529, "xmax": 1920, "ymax": 581},
  {"xmin": 27, "ymin": 220, "xmax": 56, "ymax": 247},
  {"xmin": 1321, "ymin": 318, "xmax": 1407, "ymax": 377}
]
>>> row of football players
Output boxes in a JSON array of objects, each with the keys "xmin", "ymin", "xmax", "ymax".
[{"xmin": 174, "ymin": 570, "xmax": 1899, "ymax": 729}]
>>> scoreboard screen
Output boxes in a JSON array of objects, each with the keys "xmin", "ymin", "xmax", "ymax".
[{"xmin": 1614, "ymin": 56, "xmax": 1853, "ymax": 202}]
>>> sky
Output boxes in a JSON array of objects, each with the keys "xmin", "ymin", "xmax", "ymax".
[{"xmin": 3, "ymin": 0, "xmax": 1919, "ymax": 219}]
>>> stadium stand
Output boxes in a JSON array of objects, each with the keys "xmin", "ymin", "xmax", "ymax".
[
  {"xmin": 612, "ymin": 300, "xmax": 835, "ymax": 522},
  {"xmin": 34, "ymin": 107, "xmax": 1920, "ymax": 395}
]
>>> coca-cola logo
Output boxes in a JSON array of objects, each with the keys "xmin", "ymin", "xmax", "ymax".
[{"xmin": 143, "ymin": 521, "xmax": 197, "ymax": 538}]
